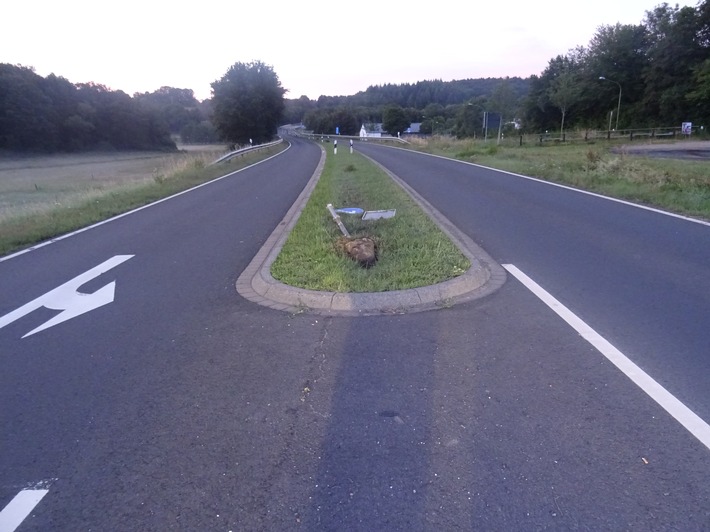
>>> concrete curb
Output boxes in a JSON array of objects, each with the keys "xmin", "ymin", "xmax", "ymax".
[{"xmin": 235, "ymin": 144, "xmax": 506, "ymax": 316}]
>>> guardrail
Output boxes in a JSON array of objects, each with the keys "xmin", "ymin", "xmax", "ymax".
[
  {"xmin": 211, "ymin": 138, "xmax": 284, "ymax": 164},
  {"xmin": 295, "ymin": 131, "xmax": 409, "ymax": 145}
]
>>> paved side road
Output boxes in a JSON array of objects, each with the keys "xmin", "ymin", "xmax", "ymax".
[{"xmin": 617, "ymin": 139, "xmax": 710, "ymax": 159}]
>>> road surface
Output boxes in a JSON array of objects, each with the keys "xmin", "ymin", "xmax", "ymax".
[{"xmin": 1, "ymin": 137, "xmax": 708, "ymax": 530}]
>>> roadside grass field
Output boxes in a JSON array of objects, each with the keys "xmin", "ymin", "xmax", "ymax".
[
  {"xmin": 270, "ymin": 147, "xmax": 470, "ymax": 292},
  {"xmin": 0, "ymin": 144, "xmax": 285, "ymax": 256},
  {"xmin": 408, "ymin": 136, "xmax": 710, "ymax": 221}
]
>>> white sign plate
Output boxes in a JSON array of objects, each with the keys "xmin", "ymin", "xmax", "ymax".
[{"xmin": 362, "ymin": 209, "xmax": 396, "ymax": 221}]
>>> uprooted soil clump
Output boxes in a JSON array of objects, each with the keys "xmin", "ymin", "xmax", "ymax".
[{"xmin": 335, "ymin": 236, "xmax": 378, "ymax": 268}]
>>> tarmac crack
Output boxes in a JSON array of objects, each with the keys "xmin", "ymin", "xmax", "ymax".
[
  {"xmin": 251, "ymin": 316, "xmax": 334, "ymax": 527},
  {"xmin": 301, "ymin": 317, "xmax": 332, "ymax": 419}
]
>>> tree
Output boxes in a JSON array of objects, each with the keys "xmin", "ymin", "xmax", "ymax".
[
  {"xmin": 643, "ymin": 4, "xmax": 706, "ymax": 124},
  {"xmin": 0, "ymin": 64, "xmax": 54, "ymax": 150},
  {"xmin": 135, "ymin": 87, "xmax": 203, "ymax": 135},
  {"xmin": 548, "ymin": 69, "xmax": 581, "ymax": 137},
  {"xmin": 453, "ymin": 99, "xmax": 488, "ymax": 138},
  {"xmin": 180, "ymin": 120, "xmax": 219, "ymax": 144},
  {"xmin": 283, "ymin": 95, "xmax": 316, "ymax": 124},
  {"xmin": 687, "ymin": 58, "xmax": 710, "ymax": 123},
  {"xmin": 382, "ymin": 105, "xmax": 410, "ymax": 136},
  {"xmin": 489, "ymin": 79, "xmax": 519, "ymax": 143},
  {"xmin": 302, "ymin": 107, "xmax": 360, "ymax": 135},
  {"xmin": 211, "ymin": 61, "xmax": 285, "ymax": 144},
  {"xmin": 0, "ymin": 63, "xmax": 177, "ymax": 152},
  {"xmin": 584, "ymin": 23, "xmax": 649, "ymax": 127},
  {"xmin": 331, "ymin": 108, "xmax": 359, "ymax": 135}
]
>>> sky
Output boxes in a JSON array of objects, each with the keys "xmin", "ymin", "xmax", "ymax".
[{"xmin": 2, "ymin": 0, "xmax": 698, "ymax": 102}]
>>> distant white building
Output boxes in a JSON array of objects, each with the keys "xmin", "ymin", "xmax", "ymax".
[{"xmin": 360, "ymin": 123, "xmax": 384, "ymax": 138}]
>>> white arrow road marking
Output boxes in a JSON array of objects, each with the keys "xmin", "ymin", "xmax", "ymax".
[
  {"xmin": 503, "ymin": 263, "xmax": 710, "ymax": 452},
  {"xmin": 0, "ymin": 255, "xmax": 134, "ymax": 338},
  {"xmin": 0, "ymin": 489, "xmax": 48, "ymax": 532}
]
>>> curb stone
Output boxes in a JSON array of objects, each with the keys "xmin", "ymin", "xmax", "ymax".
[{"xmin": 235, "ymin": 144, "xmax": 506, "ymax": 316}]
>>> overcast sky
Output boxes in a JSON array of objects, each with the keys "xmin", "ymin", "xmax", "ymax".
[{"xmin": 2, "ymin": 0, "xmax": 698, "ymax": 101}]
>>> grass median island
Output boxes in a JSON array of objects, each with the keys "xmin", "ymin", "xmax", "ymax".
[
  {"xmin": 0, "ymin": 145, "xmax": 286, "ymax": 256},
  {"xmin": 270, "ymin": 147, "xmax": 470, "ymax": 292}
]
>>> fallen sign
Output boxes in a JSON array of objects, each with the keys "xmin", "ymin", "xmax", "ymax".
[
  {"xmin": 335, "ymin": 207, "xmax": 365, "ymax": 215},
  {"xmin": 362, "ymin": 209, "xmax": 396, "ymax": 221},
  {"xmin": 326, "ymin": 204, "xmax": 379, "ymax": 268}
]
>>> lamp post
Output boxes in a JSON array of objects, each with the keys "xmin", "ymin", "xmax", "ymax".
[
  {"xmin": 466, "ymin": 102, "xmax": 488, "ymax": 141},
  {"xmin": 599, "ymin": 76, "xmax": 621, "ymax": 131}
]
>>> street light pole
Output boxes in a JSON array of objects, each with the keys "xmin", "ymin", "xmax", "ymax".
[
  {"xmin": 599, "ymin": 76, "xmax": 621, "ymax": 131},
  {"xmin": 466, "ymin": 102, "xmax": 488, "ymax": 142}
]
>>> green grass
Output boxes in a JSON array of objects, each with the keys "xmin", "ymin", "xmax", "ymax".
[
  {"xmin": 406, "ymin": 136, "xmax": 710, "ymax": 220},
  {"xmin": 0, "ymin": 145, "xmax": 286, "ymax": 256},
  {"xmin": 270, "ymin": 148, "xmax": 470, "ymax": 292}
]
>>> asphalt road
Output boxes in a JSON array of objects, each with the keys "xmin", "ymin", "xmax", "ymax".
[
  {"xmin": 357, "ymin": 141, "xmax": 710, "ymax": 423},
  {"xmin": 1, "ymin": 137, "xmax": 709, "ymax": 530}
]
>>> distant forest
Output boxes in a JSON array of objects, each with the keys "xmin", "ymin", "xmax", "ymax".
[
  {"xmin": 282, "ymin": 78, "xmax": 530, "ymax": 136},
  {"xmin": 0, "ymin": 64, "xmax": 217, "ymax": 153},
  {"xmin": 1, "ymin": 1, "xmax": 708, "ymax": 152},
  {"xmin": 289, "ymin": 1, "xmax": 710, "ymax": 137}
]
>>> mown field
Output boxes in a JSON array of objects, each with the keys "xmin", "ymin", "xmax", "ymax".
[
  {"xmin": 0, "ymin": 144, "xmax": 286, "ymax": 256},
  {"xmin": 0, "ymin": 146, "xmax": 227, "ymax": 222}
]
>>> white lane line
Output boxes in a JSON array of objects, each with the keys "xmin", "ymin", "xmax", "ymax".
[
  {"xmin": 390, "ymin": 146, "xmax": 710, "ymax": 227},
  {"xmin": 0, "ymin": 490, "xmax": 49, "ymax": 532},
  {"xmin": 503, "ymin": 263, "xmax": 710, "ymax": 452},
  {"xmin": 0, "ymin": 143, "xmax": 290, "ymax": 264}
]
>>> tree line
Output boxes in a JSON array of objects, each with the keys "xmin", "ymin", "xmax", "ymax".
[
  {"xmin": 133, "ymin": 87, "xmax": 218, "ymax": 144},
  {"xmin": 527, "ymin": 1, "xmax": 710, "ymax": 135},
  {"xmin": 3, "ymin": 1, "xmax": 707, "ymax": 153},
  {"xmin": 287, "ymin": 77, "xmax": 524, "ymax": 138},
  {"xmin": 289, "ymin": 1, "xmax": 709, "ymax": 138},
  {"xmin": 0, "ymin": 64, "xmax": 217, "ymax": 153}
]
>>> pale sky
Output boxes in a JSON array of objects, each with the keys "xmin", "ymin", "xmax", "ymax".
[{"xmin": 2, "ymin": 0, "xmax": 697, "ymax": 101}]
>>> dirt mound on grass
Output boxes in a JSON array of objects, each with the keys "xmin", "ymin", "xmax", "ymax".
[{"xmin": 336, "ymin": 236, "xmax": 378, "ymax": 268}]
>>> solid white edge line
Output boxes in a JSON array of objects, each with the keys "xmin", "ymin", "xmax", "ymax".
[
  {"xmin": 383, "ymin": 144, "xmax": 710, "ymax": 227},
  {"xmin": 0, "ymin": 142, "xmax": 291, "ymax": 264},
  {"xmin": 503, "ymin": 263, "xmax": 710, "ymax": 452},
  {"xmin": 0, "ymin": 489, "xmax": 49, "ymax": 532}
]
